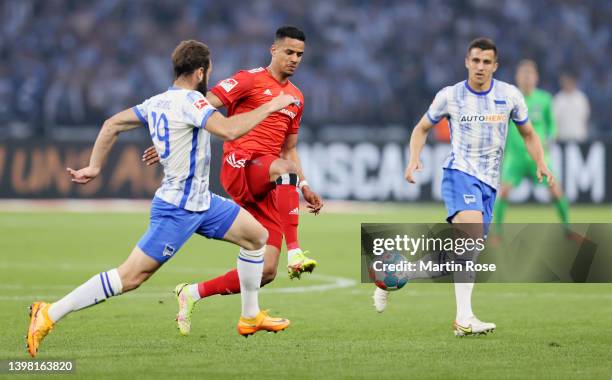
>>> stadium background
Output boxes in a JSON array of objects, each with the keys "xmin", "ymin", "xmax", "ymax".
[
  {"xmin": 0, "ymin": 0, "xmax": 610, "ymax": 204},
  {"xmin": 1, "ymin": 1, "xmax": 611, "ymax": 379}
]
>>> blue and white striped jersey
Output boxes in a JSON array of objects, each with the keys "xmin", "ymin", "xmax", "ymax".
[
  {"xmin": 133, "ymin": 86, "xmax": 217, "ymax": 211},
  {"xmin": 426, "ymin": 79, "xmax": 529, "ymax": 189}
]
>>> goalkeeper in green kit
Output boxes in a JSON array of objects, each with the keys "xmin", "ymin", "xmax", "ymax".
[{"xmin": 494, "ymin": 59, "xmax": 572, "ymax": 235}]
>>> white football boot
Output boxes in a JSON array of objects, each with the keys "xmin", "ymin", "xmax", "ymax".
[{"xmin": 453, "ymin": 316, "xmax": 496, "ymax": 336}]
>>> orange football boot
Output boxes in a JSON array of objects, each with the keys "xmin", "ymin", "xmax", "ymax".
[
  {"xmin": 237, "ymin": 310, "xmax": 290, "ymax": 337},
  {"xmin": 26, "ymin": 302, "xmax": 55, "ymax": 357}
]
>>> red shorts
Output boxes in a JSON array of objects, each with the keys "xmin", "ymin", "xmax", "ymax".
[{"xmin": 220, "ymin": 150, "xmax": 282, "ymax": 249}]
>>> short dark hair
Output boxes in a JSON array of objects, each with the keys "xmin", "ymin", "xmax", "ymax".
[
  {"xmin": 467, "ymin": 37, "xmax": 497, "ymax": 57},
  {"xmin": 171, "ymin": 40, "xmax": 211, "ymax": 78},
  {"xmin": 275, "ymin": 26, "xmax": 306, "ymax": 42}
]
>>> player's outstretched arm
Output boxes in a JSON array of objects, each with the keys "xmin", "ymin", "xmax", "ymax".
[
  {"xmin": 142, "ymin": 93, "xmax": 298, "ymax": 165},
  {"xmin": 405, "ymin": 115, "xmax": 435, "ymax": 184},
  {"xmin": 68, "ymin": 108, "xmax": 142, "ymax": 184},
  {"xmin": 281, "ymin": 134, "xmax": 324, "ymax": 214},
  {"xmin": 205, "ymin": 93, "xmax": 298, "ymax": 141},
  {"xmin": 517, "ymin": 121, "xmax": 555, "ymax": 186}
]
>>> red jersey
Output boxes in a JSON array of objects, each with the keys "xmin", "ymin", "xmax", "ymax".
[{"xmin": 210, "ymin": 67, "xmax": 304, "ymax": 157}]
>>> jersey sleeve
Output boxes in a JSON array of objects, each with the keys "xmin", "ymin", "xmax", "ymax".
[
  {"xmin": 210, "ymin": 71, "xmax": 255, "ymax": 108},
  {"xmin": 183, "ymin": 91, "xmax": 218, "ymax": 129},
  {"xmin": 425, "ymin": 87, "xmax": 450, "ymax": 124},
  {"xmin": 287, "ymin": 100, "xmax": 303, "ymax": 135},
  {"xmin": 132, "ymin": 98, "xmax": 150, "ymax": 127},
  {"xmin": 510, "ymin": 86, "xmax": 529, "ymax": 125}
]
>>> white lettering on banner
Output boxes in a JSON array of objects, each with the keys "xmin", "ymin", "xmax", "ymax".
[
  {"xmin": 534, "ymin": 144, "xmax": 563, "ymax": 202},
  {"xmin": 301, "ymin": 143, "xmax": 327, "ymax": 196},
  {"xmin": 405, "ymin": 144, "xmax": 433, "ymax": 200},
  {"xmin": 297, "ymin": 142, "xmax": 606, "ymax": 203},
  {"xmin": 432, "ymin": 144, "xmax": 449, "ymax": 201},
  {"xmin": 326, "ymin": 143, "xmax": 352, "ymax": 199},
  {"xmin": 353, "ymin": 143, "xmax": 379, "ymax": 200},
  {"xmin": 565, "ymin": 142, "xmax": 605, "ymax": 202},
  {"xmin": 378, "ymin": 144, "xmax": 410, "ymax": 200}
]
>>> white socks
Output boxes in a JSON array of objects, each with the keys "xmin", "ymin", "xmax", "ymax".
[
  {"xmin": 453, "ymin": 249, "xmax": 479, "ymax": 323},
  {"xmin": 454, "ymin": 281, "xmax": 475, "ymax": 323},
  {"xmin": 237, "ymin": 246, "xmax": 264, "ymax": 318},
  {"xmin": 48, "ymin": 268, "xmax": 123, "ymax": 323},
  {"xmin": 187, "ymin": 284, "xmax": 201, "ymax": 301},
  {"xmin": 287, "ymin": 248, "xmax": 302, "ymax": 262}
]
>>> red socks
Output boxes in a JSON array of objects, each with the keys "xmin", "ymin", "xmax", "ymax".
[
  {"xmin": 197, "ymin": 173, "xmax": 301, "ymax": 299},
  {"xmin": 275, "ymin": 173, "xmax": 300, "ymax": 250},
  {"xmin": 197, "ymin": 269, "xmax": 241, "ymax": 297}
]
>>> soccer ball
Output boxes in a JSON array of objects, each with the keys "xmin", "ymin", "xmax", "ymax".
[{"xmin": 368, "ymin": 252, "xmax": 409, "ymax": 291}]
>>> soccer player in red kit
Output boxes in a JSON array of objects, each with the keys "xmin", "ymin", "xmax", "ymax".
[{"xmin": 143, "ymin": 26, "xmax": 323, "ymax": 335}]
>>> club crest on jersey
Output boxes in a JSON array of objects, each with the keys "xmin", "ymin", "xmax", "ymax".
[
  {"xmin": 219, "ymin": 78, "xmax": 238, "ymax": 93},
  {"xmin": 162, "ymin": 244, "xmax": 176, "ymax": 257},
  {"xmin": 193, "ymin": 98, "xmax": 209, "ymax": 110},
  {"xmin": 460, "ymin": 114, "xmax": 507, "ymax": 123},
  {"xmin": 463, "ymin": 194, "xmax": 476, "ymax": 204}
]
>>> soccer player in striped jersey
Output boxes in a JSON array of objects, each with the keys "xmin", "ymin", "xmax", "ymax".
[
  {"xmin": 143, "ymin": 27, "xmax": 324, "ymax": 336},
  {"xmin": 26, "ymin": 40, "xmax": 299, "ymax": 357},
  {"xmin": 374, "ymin": 38, "xmax": 554, "ymax": 336}
]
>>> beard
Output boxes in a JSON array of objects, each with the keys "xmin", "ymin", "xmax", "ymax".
[{"xmin": 196, "ymin": 78, "xmax": 208, "ymax": 94}]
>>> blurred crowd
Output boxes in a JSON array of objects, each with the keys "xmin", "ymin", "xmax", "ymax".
[{"xmin": 1, "ymin": 0, "xmax": 610, "ymax": 139}]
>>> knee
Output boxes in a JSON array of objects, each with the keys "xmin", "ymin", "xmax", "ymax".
[
  {"xmin": 243, "ymin": 226, "xmax": 268, "ymax": 251},
  {"xmin": 261, "ymin": 266, "xmax": 277, "ymax": 286},
  {"xmin": 274, "ymin": 160, "xmax": 298, "ymax": 177},
  {"xmin": 451, "ymin": 211, "xmax": 483, "ymax": 225}
]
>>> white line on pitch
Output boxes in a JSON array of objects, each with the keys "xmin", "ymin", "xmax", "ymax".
[{"xmin": 0, "ymin": 273, "xmax": 358, "ymax": 301}]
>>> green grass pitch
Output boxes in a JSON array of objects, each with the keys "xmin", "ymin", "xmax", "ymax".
[{"xmin": 1, "ymin": 204, "xmax": 611, "ymax": 379}]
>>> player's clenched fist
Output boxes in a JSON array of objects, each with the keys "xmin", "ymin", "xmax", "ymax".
[{"xmin": 404, "ymin": 160, "xmax": 422, "ymax": 184}]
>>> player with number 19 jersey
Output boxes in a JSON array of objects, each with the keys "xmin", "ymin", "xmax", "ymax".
[
  {"xmin": 132, "ymin": 86, "xmax": 247, "ymax": 264},
  {"xmin": 26, "ymin": 39, "xmax": 300, "ymax": 358},
  {"xmin": 134, "ymin": 87, "xmax": 218, "ymax": 212}
]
